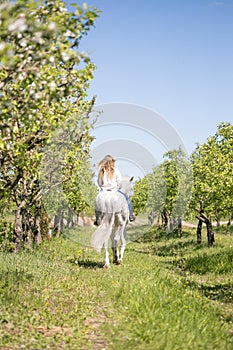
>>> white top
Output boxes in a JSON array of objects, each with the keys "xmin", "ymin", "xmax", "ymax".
[{"xmin": 97, "ymin": 167, "xmax": 122, "ymax": 191}]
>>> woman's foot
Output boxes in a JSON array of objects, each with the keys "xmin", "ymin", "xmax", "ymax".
[{"xmin": 129, "ymin": 214, "xmax": 136, "ymax": 222}]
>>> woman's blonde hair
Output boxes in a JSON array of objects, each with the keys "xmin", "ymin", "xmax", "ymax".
[{"xmin": 98, "ymin": 155, "xmax": 115, "ymax": 181}]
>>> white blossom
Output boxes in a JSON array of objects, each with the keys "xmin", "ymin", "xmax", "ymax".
[
  {"xmin": 66, "ymin": 30, "xmax": 75, "ymax": 38},
  {"xmin": 35, "ymin": 92, "xmax": 43, "ymax": 100},
  {"xmin": 49, "ymin": 81, "xmax": 57, "ymax": 91},
  {"xmin": 33, "ymin": 32, "xmax": 45, "ymax": 44},
  {"xmin": 48, "ymin": 22, "xmax": 56, "ymax": 31},
  {"xmin": 59, "ymin": 7, "xmax": 68, "ymax": 13},
  {"xmin": 61, "ymin": 52, "xmax": 70, "ymax": 62},
  {"xmin": 0, "ymin": 42, "xmax": 6, "ymax": 51},
  {"xmin": 8, "ymin": 18, "xmax": 27, "ymax": 32},
  {"xmin": 18, "ymin": 73, "xmax": 26, "ymax": 81},
  {"xmin": 49, "ymin": 56, "xmax": 55, "ymax": 63},
  {"xmin": 19, "ymin": 39, "xmax": 27, "ymax": 48}
]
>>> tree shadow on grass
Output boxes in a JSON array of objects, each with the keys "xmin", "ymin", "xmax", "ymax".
[
  {"xmin": 133, "ymin": 227, "xmax": 194, "ymax": 244},
  {"xmin": 150, "ymin": 239, "xmax": 199, "ymax": 257},
  {"xmin": 126, "ymin": 224, "xmax": 150, "ymax": 242},
  {"xmin": 130, "ymin": 238, "xmax": 201, "ymax": 258},
  {"xmin": 68, "ymin": 258, "xmax": 104, "ymax": 269},
  {"xmin": 186, "ymin": 280, "xmax": 233, "ymax": 311},
  {"xmin": 201, "ymin": 283, "xmax": 233, "ymax": 304},
  {"xmin": 174, "ymin": 249, "xmax": 233, "ymax": 274}
]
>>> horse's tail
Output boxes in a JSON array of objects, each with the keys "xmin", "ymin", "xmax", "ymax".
[{"xmin": 91, "ymin": 213, "xmax": 114, "ymax": 252}]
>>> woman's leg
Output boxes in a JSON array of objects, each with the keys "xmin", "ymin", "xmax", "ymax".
[{"xmin": 118, "ymin": 191, "xmax": 135, "ymax": 221}]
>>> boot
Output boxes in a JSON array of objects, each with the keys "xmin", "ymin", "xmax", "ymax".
[{"xmin": 129, "ymin": 214, "xmax": 136, "ymax": 222}]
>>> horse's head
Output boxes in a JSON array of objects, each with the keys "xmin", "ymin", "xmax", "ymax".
[{"xmin": 119, "ymin": 176, "xmax": 134, "ymax": 197}]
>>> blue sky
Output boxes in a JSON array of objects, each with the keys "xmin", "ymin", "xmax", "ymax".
[{"xmin": 73, "ymin": 0, "xmax": 233, "ymax": 177}]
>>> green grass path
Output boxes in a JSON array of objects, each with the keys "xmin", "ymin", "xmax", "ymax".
[{"xmin": 0, "ymin": 227, "xmax": 232, "ymax": 349}]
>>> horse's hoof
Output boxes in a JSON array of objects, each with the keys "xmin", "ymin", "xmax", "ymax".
[
  {"xmin": 103, "ymin": 264, "xmax": 110, "ymax": 269},
  {"xmin": 113, "ymin": 258, "xmax": 121, "ymax": 265}
]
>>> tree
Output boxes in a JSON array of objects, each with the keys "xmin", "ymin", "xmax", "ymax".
[
  {"xmin": 158, "ymin": 148, "xmax": 192, "ymax": 233},
  {"xmin": 132, "ymin": 148, "xmax": 192, "ymax": 234},
  {"xmin": 147, "ymin": 166, "xmax": 166, "ymax": 226},
  {"xmin": 132, "ymin": 176, "xmax": 149, "ymax": 216},
  {"xmin": 0, "ymin": 0, "xmax": 99, "ymax": 250},
  {"xmin": 190, "ymin": 122, "xmax": 233, "ymax": 245},
  {"xmin": 40, "ymin": 121, "xmax": 98, "ymax": 236}
]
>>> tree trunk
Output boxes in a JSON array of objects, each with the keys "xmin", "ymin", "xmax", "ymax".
[
  {"xmin": 14, "ymin": 196, "xmax": 50, "ymax": 251},
  {"xmin": 67, "ymin": 208, "xmax": 75, "ymax": 228},
  {"xmin": 148, "ymin": 211, "xmax": 155, "ymax": 226},
  {"xmin": 40, "ymin": 205, "xmax": 50, "ymax": 240},
  {"xmin": 34, "ymin": 199, "xmax": 42, "ymax": 245},
  {"xmin": 178, "ymin": 216, "xmax": 182, "ymax": 238},
  {"xmin": 161, "ymin": 211, "xmax": 168, "ymax": 230},
  {"xmin": 196, "ymin": 211, "xmax": 215, "ymax": 246},
  {"xmin": 169, "ymin": 216, "xmax": 174, "ymax": 231},
  {"xmin": 196, "ymin": 218, "xmax": 203, "ymax": 244},
  {"xmin": 13, "ymin": 197, "xmax": 30, "ymax": 252},
  {"xmin": 24, "ymin": 208, "xmax": 34, "ymax": 249},
  {"xmin": 214, "ymin": 211, "xmax": 220, "ymax": 227},
  {"xmin": 14, "ymin": 206, "xmax": 24, "ymax": 253},
  {"xmin": 54, "ymin": 213, "xmax": 62, "ymax": 237},
  {"xmin": 206, "ymin": 216, "xmax": 215, "ymax": 246},
  {"xmin": 33, "ymin": 199, "xmax": 50, "ymax": 243}
]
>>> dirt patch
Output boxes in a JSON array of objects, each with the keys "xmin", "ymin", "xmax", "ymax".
[
  {"xmin": 182, "ymin": 221, "xmax": 197, "ymax": 228},
  {"xmin": 83, "ymin": 305, "xmax": 110, "ymax": 350},
  {"xmin": 77, "ymin": 216, "xmax": 95, "ymax": 227}
]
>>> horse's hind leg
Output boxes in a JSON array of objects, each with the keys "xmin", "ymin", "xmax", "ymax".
[
  {"xmin": 119, "ymin": 224, "xmax": 127, "ymax": 262},
  {"xmin": 103, "ymin": 242, "xmax": 110, "ymax": 268},
  {"xmin": 103, "ymin": 213, "xmax": 114, "ymax": 268},
  {"xmin": 111, "ymin": 231, "xmax": 119, "ymax": 264},
  {"xmin": 112, "ymin": 226, "xmax": 125, "ymax": 264},
  {"xmin": 95, "ymin": 210, "xmax": 103, "ymax": 226},
  {"xmin": 112, "ymin": 214, "xmax": 127, "ymax": 264}
]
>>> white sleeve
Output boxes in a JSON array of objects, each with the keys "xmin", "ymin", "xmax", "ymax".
[{"xmin": 115, "ymin": 168, "xmax": 122, "ymax": 187}]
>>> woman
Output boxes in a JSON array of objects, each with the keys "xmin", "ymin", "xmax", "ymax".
[{"xmin": 95, "ymin": 154, "xmax": 135, "ymax": 223}]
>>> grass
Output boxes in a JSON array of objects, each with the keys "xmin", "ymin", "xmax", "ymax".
[{"xmin": 0, "ymin": 224, "xmax": 232, "ymax": 349}]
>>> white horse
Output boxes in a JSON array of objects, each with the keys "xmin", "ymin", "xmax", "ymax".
[{"xmin": 91, "ymin": 176, "xmax": 134, "ymax": 268}]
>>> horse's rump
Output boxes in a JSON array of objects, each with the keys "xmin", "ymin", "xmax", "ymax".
[
  {"xmin": 95, "ymin": 191, "xmax": 128, "ymax": 215},
  {"xmin": 91, "ymin": 191, "xmax": 129, "ymax": 251}
]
